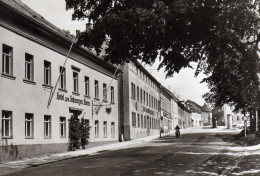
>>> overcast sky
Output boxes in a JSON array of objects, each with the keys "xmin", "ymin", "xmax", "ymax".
[{"xmin": 21, "ymin": 0, "xmax": 209, "ymax": 105}]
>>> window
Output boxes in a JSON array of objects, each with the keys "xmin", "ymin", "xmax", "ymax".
[
  {"xmin": 132, "ymin": 112, "xmax": 136, "ymax": 127},
  {"xmin": 2, "ymin": 44, "xmax": 13, "ymax": 75},
  {"xmin": 149, "ymin": 95, "xmax": 151, "ymax": 107},
  {"xmin": 140, "ymin": 89, "xmax": 143, "ymax": 103},
  {"xmin": 144, "ymin": 91, "xmax": 146, "ymax": 104},
  {"xmin": 111, "ymin": 86, "xmax": 114, "ymax": 103},
  {"xmin": 131, "ymin": 83, "xmax": 136, "ymax": 99},
  {"xmin": 146, "ymin": 92, "xmax": 148, "ymax": 105},
  {"xmin": 44, "ymin": 60, "xmax": 51, "ymax": 85},
  {"xmin": 144, "ymin": 116, "xmax": 146, "ymax": 128},
  {"xmin": 73, "ymin": 72, "xmax": 79, "ymax": 93},
  {"xmin": 2, "ymin": 111, "xmax": 12, "ymax": 137},
  {"xmin": 44, "ymin": 115, "xmax": 51, "ymax": 138},
  {"xmin": 137, "ymin": 87, "xmax": 139, "ymax": 102},
  {"xmin": 25, "ymin": 53, "xmax": 33, "ymax": 81},
  {"xmin": 85, "ymin": 76, "xmax": 89, "ymax": 96},
  {"xmin": 141, "ymin": 115, "xmax": 143, "ymax": 128},
  {"xmin": 137, "ymin": 114, "xmax": 140, "ymax": 127},
  {"xmin": 111, "ymin": 122, "xmax": 115, "ymax": 138},
  {"xmin": 60, "ymin": 67, "xmax": 66, "ymax": 90},
  {"xmin": 103, "ymin": 83, "xmax": 107, "ymax": 101},
  {"xmin": 95, "ymin": 120, "xmax": 99, "ymax": 138},
  {"xmin": 25, "ymin": 113, "xmax": 33, "ymax": 138},
  {"xmin": 103, "ymin": 121, "xmax": 107, "ymax": 137},
  {"xmin": 60, "ymin": 117, "xmax": 66, "ymax": 137},
  {"xmin": 95, "ymin": 80, "xmax": 99, "ymax": 99}
]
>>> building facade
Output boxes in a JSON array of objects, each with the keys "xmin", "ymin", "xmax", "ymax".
[
  {"xmin": 119, "ymin": 61, "xmax": 161, "ymax": 140},
  {"xmin": 0, "ymin": 0, "xmax": 119, "ymax": 162},
  {"xmin": 186, "ymin": 100, "xmax": 202, "ymax": 127},
  {"xmin": 212, "ymin": 104, "xmax": 244, "ymax": 128},
  {"xmin": 160, "ymin": 87, "xmax": 172, "ymax": 134}
]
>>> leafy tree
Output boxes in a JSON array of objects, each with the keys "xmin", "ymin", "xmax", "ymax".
[{"xmin": 65, "ymin": 0, "xmax": 260, "ymax": 114}]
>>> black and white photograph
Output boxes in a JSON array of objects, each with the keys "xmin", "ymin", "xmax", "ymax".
[{"xmin": 1, "ymin": 0, "xmax": 260, "ymax": 175}]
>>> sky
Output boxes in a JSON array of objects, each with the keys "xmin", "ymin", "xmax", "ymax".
[{"xmin": 21, "ymin": 0, "xmax": 209, "ymax": 105}]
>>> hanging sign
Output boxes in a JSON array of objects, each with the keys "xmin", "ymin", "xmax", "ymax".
[{"xmin": 56, "ymin": 92, "xmax": 90, "ymax": 106}]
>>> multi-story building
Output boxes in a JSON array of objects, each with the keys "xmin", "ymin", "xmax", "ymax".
[
  {"xmin": 0, "ymin": 0, "xmax": 119, "ymax": 162},
  {"xmin": 186, "ymin": 100, "xmax": 202, "ymax": 127},
  {"xmin": 177, "ymin": 102, "xmax": 192, "ymax": 129},
  {"xmin": 212, "ymin": 104, "xmax": 244, "ymax": 128},
  {"xmin": 119, "ymin": 61, "xmax": 161, "ymax": 140},
  {"xmin": 160, "ymin": 86, "xmax": 172, "ymax": 134}
]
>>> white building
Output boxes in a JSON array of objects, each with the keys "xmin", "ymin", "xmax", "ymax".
[
  {"xmin": 0, "ymin": 0, "xmax": 119, "ymax": 162},
  {"xmin": 119, "ymin": 61, "xmax": 161, "ymax": 140}
]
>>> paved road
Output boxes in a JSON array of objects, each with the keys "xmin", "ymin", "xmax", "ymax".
[{"xmin": 5, "ymin": 131, "xmax": 256, "ymax": 176}]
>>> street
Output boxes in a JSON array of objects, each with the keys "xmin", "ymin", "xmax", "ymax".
[{"xmin": 5, "ymin": 129, "xmax": 260, "ymax": 176}]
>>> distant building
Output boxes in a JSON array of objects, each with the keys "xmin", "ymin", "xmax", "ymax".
[
  {"xmin": 186, "ymin": 100, "xmax": 202, "ymax": 127},
  {"xmin": 177, "ymin": 102, "xmax": 192, "ymax": 128},
  {"xmin": 160, "ymin": 86, "xmax": 172, "ymax": 133},
  {"xmin": 212, "ymin": 104, "xmax": 244, "ymax": 128},
  {"xmin": 118, "ymin": 61, "xmax": 161, "ymax": 140}
]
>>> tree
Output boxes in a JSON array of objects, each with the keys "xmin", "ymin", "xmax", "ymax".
[{"xmin": 65, "ymin": 0, "xmax": 260, "ymax": 114}]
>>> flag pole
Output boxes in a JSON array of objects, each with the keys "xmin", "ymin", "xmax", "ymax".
[{"xmin": 47, "ymin": 30, "xmax": 80, "ymax": 108}]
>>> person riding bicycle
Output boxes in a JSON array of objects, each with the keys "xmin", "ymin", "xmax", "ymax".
[{"xmin": 175, "ymin": 125, "xmax": 180, "ymax": 138}]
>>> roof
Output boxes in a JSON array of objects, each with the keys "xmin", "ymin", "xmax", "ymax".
[
  {"xmin": 0, "ymin": 0, "xmax": 119, "ymax": 71},
  {"xmin": 0, "ymin": 0, "xmax": 74, "ymax": 41},
  {"xmin": 186, "ymin": 100, "xmax": 202, "ymax": 110},
  {"xmin": 134, "ymin": 61, "xmax": 161, "ymax": 86},
  {"xmin": 161, "ymin": 86, "xmax": 179, "ymax": 102},
  {"xmin": 201, "ymin": 103, "xmax": 211, "ymax": 112}
]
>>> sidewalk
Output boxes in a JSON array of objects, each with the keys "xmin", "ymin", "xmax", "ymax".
[{"xmin": 0, "ymin": 133, "xmax": 161, "ymax": 175}]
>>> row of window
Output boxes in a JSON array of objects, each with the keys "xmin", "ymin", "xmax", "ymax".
[
  {"xmin": 131, "ymin": 82, "xmax": 159, "ymax": 110},
  {"xmin": 2, "ymin": 110, "xmax": 115, "ymax": 139},
  {"xmin": 94, "ymin": 120, "xmax": 115, "ymax": 138},
  {"xmin": 2, "ymin": 44, "xmax": 115, "ymax": 103},
  {"xmin": 131, "ymin": 112, "xmax": 159, "ymax": 129},
  {"xmin": 129, "ymin": 61, "xmax": 159, "ymax": 92}
]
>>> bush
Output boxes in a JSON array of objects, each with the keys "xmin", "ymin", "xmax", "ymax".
[
  {"xmin": 68, "ymin": 115, "xmax": 91, "ymax": 151},
  {"xmin": 80, "ymin": 118, "xmax": 91, "ymax": 149}
]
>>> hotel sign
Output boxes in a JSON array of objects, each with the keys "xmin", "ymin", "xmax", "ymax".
[{"xmin": 56, "ymin": 92, "xmax": 90, "ymax": 106}]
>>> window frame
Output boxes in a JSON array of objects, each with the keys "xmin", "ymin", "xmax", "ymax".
[
  {"xmin": 25, "ymin": 113, "xmax": 34, "ymax": 138},
  {"xmin": 132, "ymin": 112, "xmax": 136, "ymax": 127},
  {"xmin": 95, "ymin": 120, "xmax": 99, "ymax": 138},
  {"xmin": 84, "ymin": 76, "xmax": 90, "ymax": 97},
  {"xmin": 103, "ymin": 121, "xmax": 107, "ymax": 138},
  {"xmin": 60, "ymin": 117, "xmax": 66, "ymax": 138},
  {"xmin": 73, "ymin": 71, "xmax": 79, "ymax": 93},
  {"xmin": 59, "ymin": 66, "xmax": 66, "ymax": 90},
  {"xmin": 2, "ymin": 110, "xmax": 12, "ymax": 138},
  {"xmin": 103, "ymin": 83, "xmax": 107, "ymax": 101},
  {"xmin": 111, "ymin": 122, "xmax": 115, "ymax": 138},
  {"xmin": 111, "ymin": 86, "xmax": 114, "ymax": 103},
  {"xmin": 94, "ymin": 80, "xmax": 99, "ymax": 99},
  {"xmin": 44, "ymin": 115, "xmax": 51, "ymax": 138},
  {"xmin": 2, "ymin": 44, "xmax": 13, "ymax": 76},
  {"xmin": 44, "ymin": 60, "xmax": 51, "ymax": 86},
  {"xmin": 25, "ymin": 53, "xmax": 34, "ymax": 81}
]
